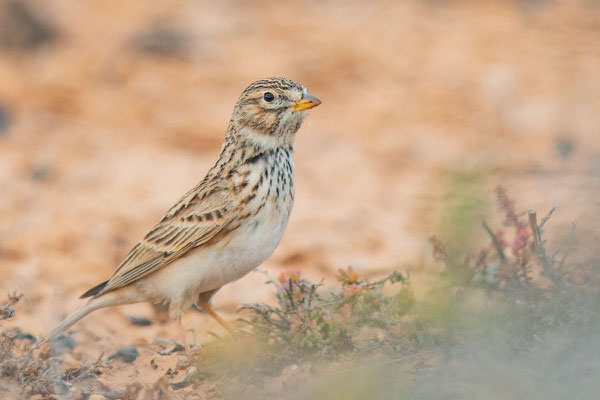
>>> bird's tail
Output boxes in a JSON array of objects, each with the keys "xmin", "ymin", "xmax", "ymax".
[
  {"xmin": 48, "ymin": 296, "xmax": 108, "ymax": 339},
  {"xmin": 48, "ymin": 290, "xmax": 137, "ymax": 340}
]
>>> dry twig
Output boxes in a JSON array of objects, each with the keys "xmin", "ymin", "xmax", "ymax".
[{"xmin": 482, "ymin": 220, "xmax": 508, "ymax": 266}]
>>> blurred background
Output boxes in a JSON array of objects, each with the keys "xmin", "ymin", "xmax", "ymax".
[{"xmin": 0, "ymin": 0, "xmax": 599, "ymax": 395}]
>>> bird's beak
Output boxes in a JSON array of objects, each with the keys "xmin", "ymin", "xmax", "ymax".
[{"xmin": 292, "ymin": 93, "xmax": 321, "ymax": 112}]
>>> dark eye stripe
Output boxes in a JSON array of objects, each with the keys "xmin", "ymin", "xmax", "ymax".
[{"xmin": 237, "ymin": 97, "xmax": 261, "ymax": 107}]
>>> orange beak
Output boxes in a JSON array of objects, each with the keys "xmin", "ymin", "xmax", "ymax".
[{"xmin": 292, "ymin": 93, "xmax": 321, "ymax": 112}]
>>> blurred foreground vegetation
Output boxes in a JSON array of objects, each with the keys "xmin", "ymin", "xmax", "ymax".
[{"xmin": 188, "ymin": 186, "xmax": 600, "ymax": 399}]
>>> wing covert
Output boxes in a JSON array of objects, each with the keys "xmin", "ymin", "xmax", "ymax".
[{"xmin": 95, "ymin": 185, "xmax": 237, "ymax": 297}]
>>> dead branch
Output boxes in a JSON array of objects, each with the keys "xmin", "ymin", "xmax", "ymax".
[
  {"xmin": 528, "ymin": 208, "xmax": 558, "ymax": 284},
  {"xmin": 528, "ymin": 210, "xmax": 543, "ymax": 259}
]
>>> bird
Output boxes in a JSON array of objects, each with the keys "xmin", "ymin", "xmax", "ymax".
[{"xmin": 48, "ymin": 77, "xmax": 321, "ymax": 356}]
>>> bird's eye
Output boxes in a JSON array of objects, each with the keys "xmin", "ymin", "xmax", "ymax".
[{"xmin": 263, "ymin": 92, "xmax": 275, "ymax": 102}]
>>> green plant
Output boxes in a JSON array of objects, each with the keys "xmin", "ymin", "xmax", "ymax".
[{"xmin": 239, "ymin": 267, "xmax": 414, "ymax": 356}]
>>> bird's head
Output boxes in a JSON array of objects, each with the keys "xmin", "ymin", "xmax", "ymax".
[{"xmin": 230, "ymin": 77, "xmax": 321, "ymax": 148}]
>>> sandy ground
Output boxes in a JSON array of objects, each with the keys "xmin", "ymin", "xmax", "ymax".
[{"xmin": 1, "ymin": 0, "xmax": 599, "ymax": 397}]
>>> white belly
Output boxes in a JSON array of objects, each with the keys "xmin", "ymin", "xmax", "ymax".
[{"xmin": 140, "ymin": 199, "xmax": 291, "ymax": 308}]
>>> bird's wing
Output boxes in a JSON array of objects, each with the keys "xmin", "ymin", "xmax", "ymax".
[{"xmin": 95, "ymin": 181, "xmax": 238, "ymax": 297}]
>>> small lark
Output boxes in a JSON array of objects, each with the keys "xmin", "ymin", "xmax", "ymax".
[{"xmin": 49, "ymin": 78, "xmax": 321, "ymax": 355}]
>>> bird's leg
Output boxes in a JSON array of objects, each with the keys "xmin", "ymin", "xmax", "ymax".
[
  {"xmin": 196, "ymin": 300, "xmax": 234, "ymax": 334},
  {"xmin": 174, "ymin": 318, "xmax": 192, "ymax": 357}
]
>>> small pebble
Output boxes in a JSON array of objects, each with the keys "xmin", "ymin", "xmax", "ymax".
[
  {"xmin": 129, "ymin": 316, "xmax": 152, "ymax": 326},
  {"xmin": 108, "ymin": 346, "xmax": 139, "ymax": 363},
  {"xmin": 51, "ymin": 335, "xmax": 76, "ymax": 353},
  {"xmin": 0, "ymin": 104, "xmax": 11, "ymax": 134},
  {"xmin": 555, "ymin": 136, "xmax": 575, "ymax": 159},
  {"xmin": 158, "ymin": 342, "xmax": 184, "ymax": 355},
  {"xmin": 0, "ymin": 305, "xmax": 15, "ymax": 319},
  {"xmin": 15, "ymin": 332, "xmax": 37, "ymax": 343}
]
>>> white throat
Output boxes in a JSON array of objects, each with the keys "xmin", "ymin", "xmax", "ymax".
[{"xmin": 240, "ymin": 126, "xmax": 292, "ymax": 149}]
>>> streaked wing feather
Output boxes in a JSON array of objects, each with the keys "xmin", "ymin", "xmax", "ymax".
[
  {"xmin": 104, "ymin": 256, "xmax": 165, "ymax": 291},
  {"xmin": 96, "ymin": 184, "xmax": 236, "ymax": 297}
]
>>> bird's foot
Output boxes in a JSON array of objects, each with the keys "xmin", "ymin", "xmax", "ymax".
[{"xmin": 195, "ymin": 302, "xmax": 235, "ymax": 335}]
